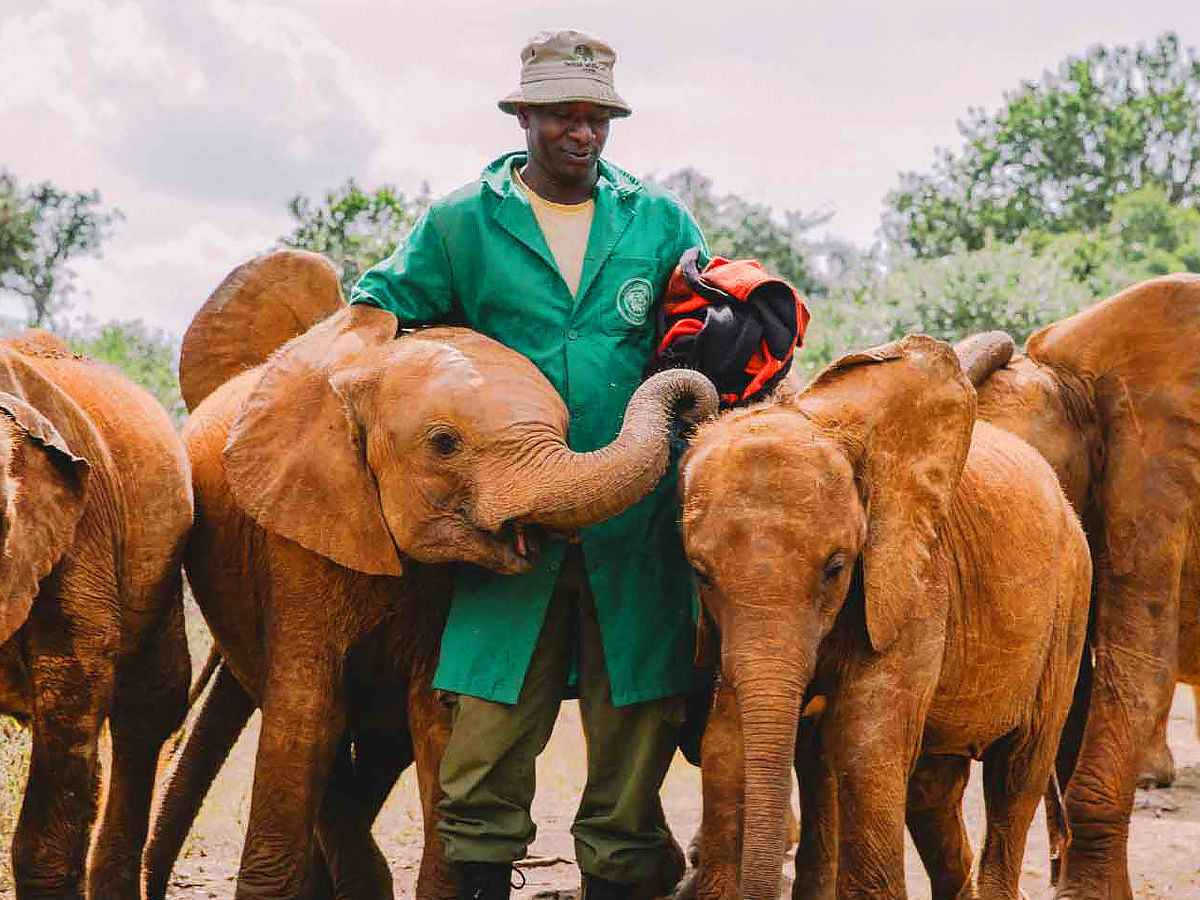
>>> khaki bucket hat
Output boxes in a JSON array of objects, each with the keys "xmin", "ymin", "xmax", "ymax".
[{"xmin": 498, "ymin": 29, "xmax": 632, "ymax": 118}]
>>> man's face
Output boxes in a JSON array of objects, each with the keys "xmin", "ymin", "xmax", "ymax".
[{"xmin": 517, "ymin": 102, "xmax": 612, "ymax": 185}]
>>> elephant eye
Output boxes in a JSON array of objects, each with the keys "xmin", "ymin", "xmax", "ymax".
[
  {"xmin": 823, "ymin": 551, "xmax": 846, "ymax": 579},
  {"xmin": 429, "ymin": 428, "xmax": 461, "ymax": 457}
]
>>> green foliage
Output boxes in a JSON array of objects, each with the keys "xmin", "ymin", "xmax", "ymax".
[
  {"xmin": 876, "ymin": 240, "xmax": 1096, "ymax": 346},
  {"xmin": 654, "ymin": 169, "xmax": 831, "ymax": 297},
  {"xmin": 281, "ymin": 178, "xmax": 429, "ymax": 297},
  {"xmin": 0, "ymin": 174, "xmax": 34, "ymax": 280},
  {"xmin": 0, "ymin": 171, "xmax": 120, "ymax": 326},
  {"xmin": 797, "ymin": 233, "xmax": 1142, "ymax": 380},
  {"xmin": 65, "ymin": 319, "xmax": 185, "ymax": 425},
  {"xmin": 1105, "ymin": 185, "xmax": 1200, "ymax": 276},
  {"xmin": 885, "ymin": 33, "xmax": 1200, "ymax": 258}
]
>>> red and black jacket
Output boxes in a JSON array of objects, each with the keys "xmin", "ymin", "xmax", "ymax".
[{"xmin": 649, "ymin": 247, "xmax": 811, "ymax": 407}]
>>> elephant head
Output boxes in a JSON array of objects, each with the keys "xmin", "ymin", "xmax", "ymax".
[
  {"xmin": 0, "ymin": 391, "xmax": 90, "ymax": 645},
  {"xmin": 220, "ymin": 303, "xmax": 718, "ymax": 577},
  {"xmin": 679, "ymin": 335, "xmax": 974, "ymax": 900},
  {"xmin": 961, "ymin": 273, "xmax": 1200, "ymax": 577}
]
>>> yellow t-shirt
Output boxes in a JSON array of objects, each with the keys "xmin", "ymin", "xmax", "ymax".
[{"xmin": 513, "ymin": 165, "xmax": 594, "ymax": 297}]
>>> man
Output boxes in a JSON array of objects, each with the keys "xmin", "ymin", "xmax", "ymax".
[{"xmin": 351, "ymin": 29, "xmax": 706, "ymax": 900}]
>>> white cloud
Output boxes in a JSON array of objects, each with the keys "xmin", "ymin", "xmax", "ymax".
[{"xmin": 67, "ymin": 221, "xmax": 280, "ymax": 334}]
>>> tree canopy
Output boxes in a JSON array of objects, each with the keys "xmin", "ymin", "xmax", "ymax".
[
  {"xmin": 0, "ymin": 171, "xmax": 120, "ymax": 326},
  {"xmin": 884, "ymin": 32, "xmax": 1200, "ymax": 258},
  {"xmin": 652, "ymin": 168, "xmax": 832, "ymax": 297},
  {"xmin": 63, "ymin": 318, "xmax": 186, "ymax": 424},
  {"xmin": 280, "ymin": 178, "xmax": 429, "ymax": 298}
]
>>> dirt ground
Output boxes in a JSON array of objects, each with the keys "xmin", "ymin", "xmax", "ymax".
[
  {"xmin": 154, "ymin": 687, "xmax": 1200, "ymax": 900},
  {"xmin": 1, "ymin": 629, "xmax": 1198, "ymax": 898}
]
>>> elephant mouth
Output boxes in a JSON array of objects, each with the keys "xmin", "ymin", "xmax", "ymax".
[
  {"xmin": 501, "ymin": 519, "xmax": 538, "ymax": 561},
  {"xmin": 473, "ymin": 518, "xmax": 547, "ymax": 573}
]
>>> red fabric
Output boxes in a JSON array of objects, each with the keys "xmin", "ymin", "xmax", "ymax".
[{"xmin": 657, "ymin": 317, "xmax": 705, "ymax": 356}]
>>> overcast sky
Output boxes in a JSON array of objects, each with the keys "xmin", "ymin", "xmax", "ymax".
[{"xmin": 2, "ymin": 0, "xmax": 1198, "ymax": 335}]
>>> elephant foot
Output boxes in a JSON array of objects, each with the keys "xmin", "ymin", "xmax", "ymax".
[
  {"xmin": 672, "ymin": 868, "xmax": 698, "ymax": 900},
  {"xmin": 1050, "ymin": 880, "xmax": 1134, "ymax": 900},
  {"xmin": 1135, "ymin": 738, "xmax": 1175, "ymax": 789}
]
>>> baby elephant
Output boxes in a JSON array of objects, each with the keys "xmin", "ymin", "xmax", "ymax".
[{"xmin": 679, "ymin": 335, "xmax": 1091, "ymax": 900}]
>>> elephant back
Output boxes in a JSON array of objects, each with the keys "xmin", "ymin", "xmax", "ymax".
[
  {"xmin": 179, "ymin": 250, "xmax": 346, "ymax": 411},
  {"xmin": 1027, "ymin": 273, "xmax": 1200, "ymax": 578}
]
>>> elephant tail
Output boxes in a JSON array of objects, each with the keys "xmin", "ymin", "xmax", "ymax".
[
  {"xmin": 145, "ymin": 661, "xmax": 256, "ymax": 900},
  {"xmin": 954, "ymin": 330, "xmax": 1016, "ymax": 387},
  {"xmin": 187, "ymin": 646, "xmax": 222, "ymax": 707},
  {"xmin": 179, "ymin": 250, "xmax": 346, "ymax": 412}
]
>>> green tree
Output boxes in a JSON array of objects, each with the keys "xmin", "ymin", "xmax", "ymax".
[
  {"xmin": 0, "ymin": 174, "xmax": 34, "ymax": 279},
  {"xmin": 65, "ymin": 319, "xmax": 185, "ymax": 425},
  {"xmin": 885, "ymin": 33, "xmax": 1200, "ymax": 257},
  {"xmin": 281, "ymin": 178, "xmax": 429, "ymax": 297},
  {"xmin": 655, "ymin": 168, "xmax": 831, "ymax": 296},
  {"xmin": 0, "ymin": 171, "xmax": 120, "ymax": 326}
]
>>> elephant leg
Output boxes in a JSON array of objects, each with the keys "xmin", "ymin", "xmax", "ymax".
[
  {"xmin": 905, "ymin": 754, "xmax": 972, "ymax": 900},
  {"xmin": 317, "ymin": 727, "xmax": 411, "ymax": 899},
  {"xmin": 1046, "ymin": 647, "xmax": 1091, "ymax": 887},
  {"xmin": 145, "ymin": 659, "xmax": 257, "ymax": 900},
  {"xmin": 1194, "ymin": 684, "xmax": 1200, "ymax": 742},
  {"xmin": 14, "ymin": 600, "xmax": 112, "ymax": 900},
  {"xmin": 793, "ymin": 712, "xmax": 836, "ymax": 900},
  {"xmin": 1136, "ymin": 710, "xmax": 1175, "ymax": 789},
  {"xmin": 90, "ymin": 592, "xmax": 191, "ymax": 900},
  {"xmin": 691, "ymin": 677, "xmax": 742, "ymax": 900},
  {"xmin": 235, "ymin": 651, "xmax": 346, "ymax": 900},
  {"xmin": 1057, "ymin": 578, "xmax": 1179, "ymax": 900},
  {"xmin": 975, "ymin": 731, "xmax": 1057, "ymax": 900},
  {"xmin": 831, "ymin": 635, "xmax": 941, "ymax": 899},
  {"xmin": 409, "ymin": 673, "xmax": 458, "ymax": 900}
]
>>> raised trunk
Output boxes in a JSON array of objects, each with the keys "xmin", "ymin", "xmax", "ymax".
[
  {"xmin": 508, "ymin": 367, "xmax": 718, "ymax": 530},
  {"xmin": 734, "ymin": 666, "xmax": 810, "ymax": 900}
]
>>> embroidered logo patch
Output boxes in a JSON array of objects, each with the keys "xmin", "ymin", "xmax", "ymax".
[{"xmin": 616, "ymin": 277, "xmax": 653, "ymax": 326}]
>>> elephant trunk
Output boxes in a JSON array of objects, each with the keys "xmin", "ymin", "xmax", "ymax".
[
  {"xmin": 731, "ymin": 655, "xmax": 811, "ymax": 900},
  {"xmin": 507, "ymin": 368, "xmax": 718, "ymax": 530}
]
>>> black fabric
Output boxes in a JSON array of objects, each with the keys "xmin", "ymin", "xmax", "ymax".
[{"xmin": 457, "ymin": 861, "xmax": 515, "ymax": 899}]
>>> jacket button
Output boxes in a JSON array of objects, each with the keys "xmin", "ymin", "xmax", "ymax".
[{"xmin": 567, "ymin": 329, "xmax": 579, "ymax": 340}]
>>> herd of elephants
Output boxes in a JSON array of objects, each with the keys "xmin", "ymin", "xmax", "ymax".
[{"xmin": 0, "ymin": 248, "xmax": 1196, "ymax": 900}]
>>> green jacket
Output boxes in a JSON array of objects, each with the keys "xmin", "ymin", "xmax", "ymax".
[{"xmin": 351, "ymin": 151, "xmax": 706, "ymax": 706}]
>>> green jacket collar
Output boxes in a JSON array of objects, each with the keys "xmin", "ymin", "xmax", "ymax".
[
  {"xmin": 483, "ymin": 152, "xmax": 641, "ymax": 301},
  {"xmin": 480, "ymin": 151, "xmax": 643, "ymax": 201}
]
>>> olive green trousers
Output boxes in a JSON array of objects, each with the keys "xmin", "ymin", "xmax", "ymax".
[{"xmin": 435, "ymin": 546, "xmax": 683, "ymax": 883}]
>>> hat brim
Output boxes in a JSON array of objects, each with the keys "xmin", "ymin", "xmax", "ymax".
[{"xmin": 499, "ymin": 78, "xmax": 631, "ymax": 117}]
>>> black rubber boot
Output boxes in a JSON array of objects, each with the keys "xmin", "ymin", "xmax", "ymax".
[
  {"xmin": 580, "ymin": 874, "xmax": 629, "ymax": 900},
  {"xmin": 456, "ymin": 861, "xmax": 517, "ymax": 900}
]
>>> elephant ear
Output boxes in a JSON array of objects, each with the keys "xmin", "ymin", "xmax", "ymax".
[
  {"xmin": 180, "ymin": 250, "xmax": 346, "ymax": 412},
  {"xmin": 1026, "ymin": 273, "xmax": 1200, "ymax": 577},
  {"xmin": 0, "ymin": 392, "xmax": 91, "ymax": 645},
  {"xmin": 804, "ymin": 335, "xmax": 975, "ymax": 653},
  {"xmin": 223, "ymin": 305, "xmax": 403, "ymax": 576}
]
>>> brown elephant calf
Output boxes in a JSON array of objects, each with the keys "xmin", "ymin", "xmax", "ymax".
[
  {"xmin": 679, "ymin": 335, "xmax": 1091, "ymax": 900},
  {"xmin": 0, "ymin": 332, "xmax": 193, "ymax": 899}
]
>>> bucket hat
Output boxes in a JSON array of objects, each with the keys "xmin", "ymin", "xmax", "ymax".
[{"xmin": 498, "ymin": 29, "xmax": 632, "ymax": 117}]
